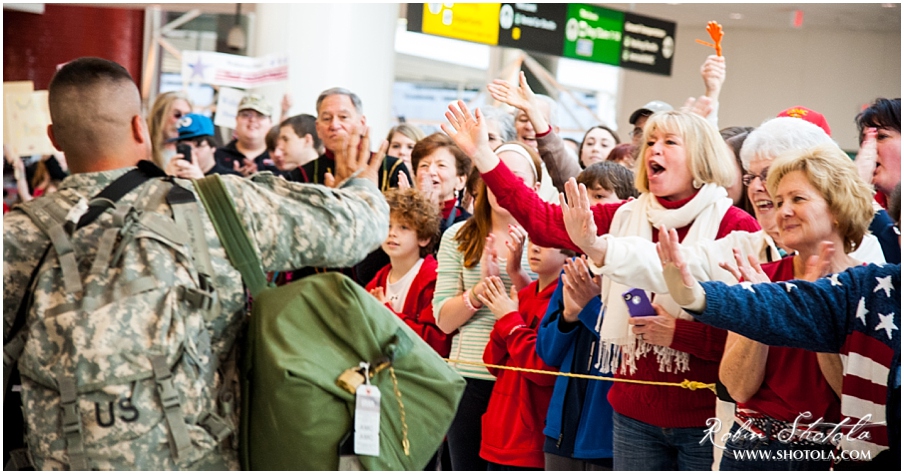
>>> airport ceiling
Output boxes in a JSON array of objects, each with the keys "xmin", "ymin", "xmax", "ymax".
[{"xmin": 57, "ymin": 3, "xmax": 901, "ymax": 34}]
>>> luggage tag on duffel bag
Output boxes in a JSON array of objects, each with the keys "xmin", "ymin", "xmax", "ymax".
[{"xmin": 354, "ymin": 361, "xmax": 381, "ymax": 457}]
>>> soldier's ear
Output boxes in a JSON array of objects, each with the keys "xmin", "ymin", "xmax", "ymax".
[
  {"xmin": 131, "ymin": 115, "xmax": 148, "ymax": 145},
  {"xmin": 47, "ymin": 124, "xmax": 64, "ymax": 152}
]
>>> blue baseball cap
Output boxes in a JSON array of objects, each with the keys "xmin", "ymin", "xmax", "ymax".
[{"xmin": 169, "ymin": 113, "xmax": 215, "ymax": 142}]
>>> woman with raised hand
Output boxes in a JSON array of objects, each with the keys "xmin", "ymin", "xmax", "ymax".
[
  {"xmin": 432, "ymin": 140, "xmax": 542, "ymax": 471},
  {"xmin": 442, "ymin": 100, "xmax": 759, "ymax": 470}
]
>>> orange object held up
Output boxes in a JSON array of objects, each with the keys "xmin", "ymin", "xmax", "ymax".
[{"xmin": 695, "ymin": 21, "xmax": 724, "ymax": 56}]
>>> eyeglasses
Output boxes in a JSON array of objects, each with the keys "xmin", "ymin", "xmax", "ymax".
[
  {"xmin": 741, "ymin": 167, "xmax": 769, "ymax": 187},
  {"xmin": 238, "ymin": 110, "xmax": 267, "ymax": 121}
]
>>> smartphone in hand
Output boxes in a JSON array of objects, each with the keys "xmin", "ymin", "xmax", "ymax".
[
  {"xmin": 176, "ymin": 143, "xmax": 192, "ymax": 162},
  {"xmin": 622, "ymin": 288, "xmax": 656, "ymax": 317}
]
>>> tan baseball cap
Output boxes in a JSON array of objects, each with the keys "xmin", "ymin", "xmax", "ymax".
[{"xmin": 238, "ymin": 94, "xmax": 273, "ymax": 116}]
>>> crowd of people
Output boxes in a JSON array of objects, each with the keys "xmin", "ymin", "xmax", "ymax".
[{"xmin": 3, "ymin": 51, "xmax": 900, "ymax": 472}]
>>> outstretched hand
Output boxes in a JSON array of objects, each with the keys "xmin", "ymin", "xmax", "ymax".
[
  {"xmin": 718, "ymin": 247, "xmax": 770, "ymax": 284},
  {"xmin": 441, "ymin": 100, "xmax": 499, "ymax": 173},
  {"xmin": 487, "ymin": 71, "xmax": 537, "ymax": 113},
  {"xmin": 561, "ymin": 256, "xmax": 602, "ymax": 323},
  {"xmin": 560, "ymin": 178, "xmax": 606, "ymax": 265},
  {"xmin": 855, "ymin": 128, "xmax": 878, "ymax": 186},
  {"xmin": 656, "ymin": 226, "xmax": 697, "ymax": 289},
  {"xmin": 700, "ymin": 55, "xmax": 726, "ymax": 97},
  {"xmin": 803, "ymin": 241, "xmax": 836, "ymax": 282},
  {"xmin": 331, "ymin": 127, "xmax": 386, "ymax": 187},
  {"xmin": 681, "ymin": 95, "xmax": 714, "ymax": 119},
  {"xmin": 481, "ymin": 233, "xmax": 501, "ymax": 281}
]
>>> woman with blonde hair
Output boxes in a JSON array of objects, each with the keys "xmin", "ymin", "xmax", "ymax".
[
  {"xmin": 433, "ymin": 141, "xmax": 542, "ymax": 470},
  {"xmin": 147, "ymin": 91, "xmax": 192, "ymax": 168},
  {"xmin": 443, "ymin": 103, "xmax": 760, "ymax": 470},
  {"xmin": 711, "ymin": 143, "xmax": 875, "ymax": 470}
]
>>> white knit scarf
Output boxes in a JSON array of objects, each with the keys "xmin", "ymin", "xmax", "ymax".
[{"xmin": 595, "ymin": 183, "xmax": 732, "ymax": 375}]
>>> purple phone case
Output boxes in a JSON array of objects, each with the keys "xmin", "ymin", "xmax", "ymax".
[{"xmin": 622, "ymin": 288, "xmax": 656, "ymax": 317}]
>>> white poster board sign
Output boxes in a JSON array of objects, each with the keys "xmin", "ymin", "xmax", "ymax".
[
  {"xmin": 4, "ymin": 86, "xmax": 54, "ymax": 156},
  {"xmin": 214, "ymin": 86, "xmax": 247, "ymax": 129},
  {"xmin": 182, "ymin": 51, "xmax": 288, "ymax": 89}
]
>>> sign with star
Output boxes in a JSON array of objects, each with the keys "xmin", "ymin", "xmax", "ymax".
[{"xmin": 182, "ymin": 51, "xmax": 289, "ymax": 89}]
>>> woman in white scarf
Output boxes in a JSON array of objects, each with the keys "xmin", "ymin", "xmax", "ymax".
[{"xmin": 443, "ymin": 102, "xmax": 760, "ymax": 470}]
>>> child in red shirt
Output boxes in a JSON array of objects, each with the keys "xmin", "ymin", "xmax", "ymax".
[
  {"xmin": 366, "ymin": 188, "xmax": 453, "ymax": 356},
  {"xmin": 478, "ymin": 239, "xmax": 575, "ymax": 469}
]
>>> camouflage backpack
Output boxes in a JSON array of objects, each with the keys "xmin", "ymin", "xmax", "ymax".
[{"xmin": 3, "ymin": 164, "xmax": 237, "ymax": 470}]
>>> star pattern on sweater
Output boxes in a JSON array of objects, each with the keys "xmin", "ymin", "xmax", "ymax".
[
  {"xmin": 875, "ymin": 312, "xmax": 898, "ymax": 340},
  {"xmin": 740, "ymin": 281, "xmax": 756, "ymax": 293},
  {"xmin": 784, "ymin": 282, "xmax": 797, "ymax": 292},
  {"xmin": 828, "ymin": 274, "xmax": 842, "ymax": 287},
  {"xmin": 855, "ymin": 297, "xmax": 868, "ymax": 325},
  {"xmin": 874, "ymin": 275, "xmax": 894, "ymax": 298}
]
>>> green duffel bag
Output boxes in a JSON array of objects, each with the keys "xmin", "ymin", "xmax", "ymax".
[{"xmin": 196, "ymin": 175, "xmax": 465, "ymax": 470}]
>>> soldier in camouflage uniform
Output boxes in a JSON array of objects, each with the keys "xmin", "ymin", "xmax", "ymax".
[{"xmin": 3, "ymin": 57, "xmax": 389, "ymax": 469}]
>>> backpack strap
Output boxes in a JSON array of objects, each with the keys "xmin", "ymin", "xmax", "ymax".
[
  {"xmin": 59, "ymin": 376, "xmax": 89, "ymax": 470},
  {"xmin": 17, "ymin": 200, "xmax": 83, "ymax": 295},
  {"xmin": 194, "ymin": 175, "xmax": 267, "ymax": 298},
  {"xmin": 151, "ymin": 355, "xmax": 196, "ymax": 463},
  {"xmin": 167, "ymin": 181, "xmax": 217, "ymax": 312}
]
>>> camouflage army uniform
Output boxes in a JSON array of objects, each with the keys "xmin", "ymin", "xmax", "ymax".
[{"xmin": 3, "ymin": 168, "xmax": 389, "ymax": 469}]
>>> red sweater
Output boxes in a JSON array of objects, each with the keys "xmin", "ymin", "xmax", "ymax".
[
  {"xmin": 481, "ymin": 280, "xmax": 558, "ymax": 468},
  {"xmin": 365, "ymin": 255, "xmax": 454, "ymax": 357},
  {"xmin": 482, "ymin": 162, "xmax": 761, "ymax": 428},
  {"xmin": 738, "ymin": 258, "xmax": 841, "ymax": 424}
]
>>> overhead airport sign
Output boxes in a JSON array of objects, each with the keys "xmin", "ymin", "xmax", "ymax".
[{"xmin": 407, "ymin": 3, "xmax": 676, "ymax": 76}]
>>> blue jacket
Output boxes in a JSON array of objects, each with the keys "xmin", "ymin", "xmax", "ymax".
[{"xmin": 536, "ymin": 274, "xmax": 613, "ymax": 460}]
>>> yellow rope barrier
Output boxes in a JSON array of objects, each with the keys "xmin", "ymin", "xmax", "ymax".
[{"xmin": 444, "ymin": 358, "xmax": 716, "ymax": 394}]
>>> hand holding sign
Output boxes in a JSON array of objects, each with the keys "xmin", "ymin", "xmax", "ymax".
[{"xmin": 695, "ymin": 21, "xmax": 724, "ymax": 56}]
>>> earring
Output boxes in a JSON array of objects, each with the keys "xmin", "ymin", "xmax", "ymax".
[{"xmin": 692, "ymin": 179, "xmax": 703, "ymax": 189}]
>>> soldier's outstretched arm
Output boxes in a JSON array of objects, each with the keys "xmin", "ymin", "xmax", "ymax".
[{"xmin": 218, "ymin": 172, "xmax": 389, "ymax": 272}]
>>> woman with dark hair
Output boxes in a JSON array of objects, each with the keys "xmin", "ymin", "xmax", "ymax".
[
  {"xmin": 855, "ymin": 98, "xmax": 901, "ymax": 264},
  {"xmin": 855, "ymin": 98, "xmax": 901, "ymax": 205},
  {"xmin": 410, "ymin": 132, "xmax": 472, "ymax": 234},
  {"xmin": 579, "ymin": 125, "xmax": 620, "ymax": 168}
]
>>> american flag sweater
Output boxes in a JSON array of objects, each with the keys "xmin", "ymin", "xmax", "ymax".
[{"xmin": 691, "ymin": 264, "xmax": 900, "ymax": 466}]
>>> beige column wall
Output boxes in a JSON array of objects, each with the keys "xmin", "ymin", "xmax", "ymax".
[{"xmin": 250, "ymin": 3, "xmax": 399, "ymax": 140}]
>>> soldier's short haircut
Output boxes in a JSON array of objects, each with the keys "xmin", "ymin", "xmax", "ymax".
[
  {"xmin": 49, "ymin": 57, "xmax": 134, "ymax": 99},
  {"xmin": 316, "ymin": 87, "xmax": 363, "ymax": 116}
]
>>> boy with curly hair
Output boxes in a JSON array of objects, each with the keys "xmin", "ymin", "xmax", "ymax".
[{"xmin": 367, "ymin": 188, "xmax": 453, "ymax": 356}]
